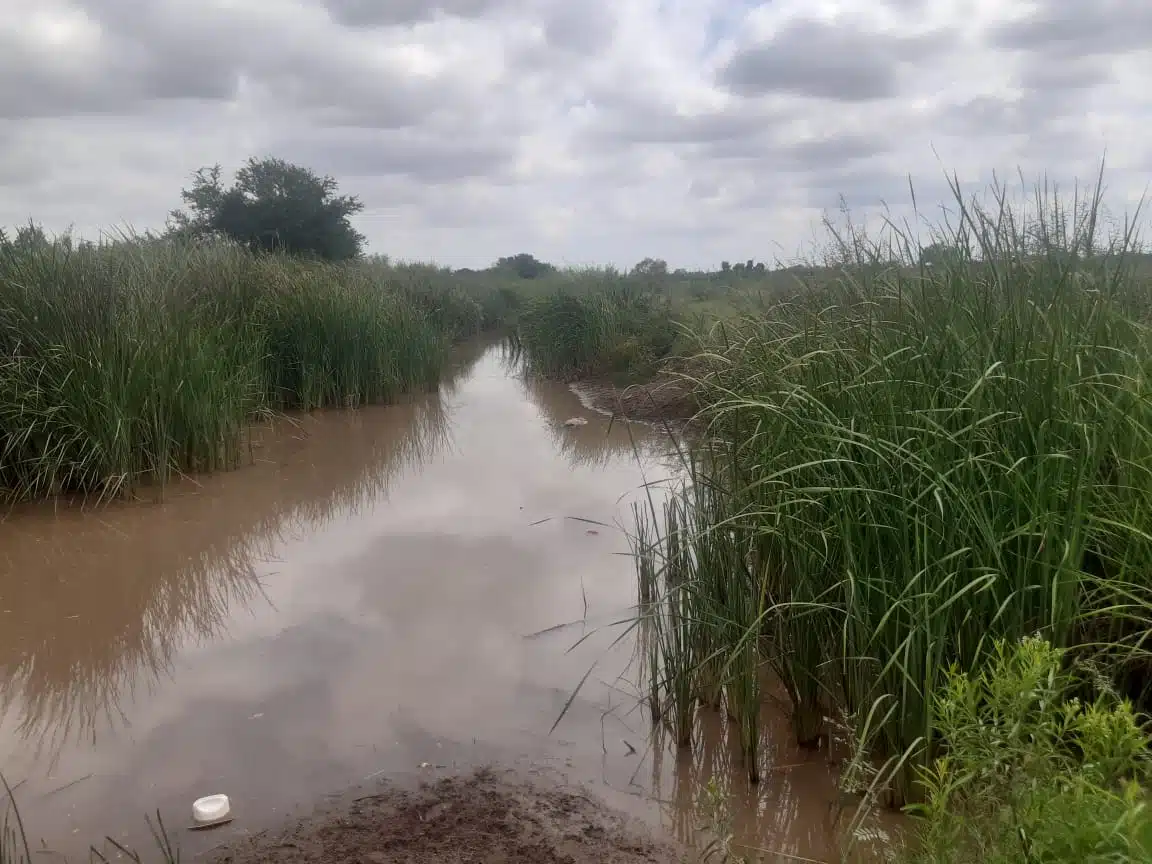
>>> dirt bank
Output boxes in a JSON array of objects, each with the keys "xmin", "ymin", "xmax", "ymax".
[
  {"xmin": 570, "ymin": 376, "xmax": 696, "ymax": 426},
  {"xmin": 211, "ymin": 770, "xmax": 683, "ymax": 864}
]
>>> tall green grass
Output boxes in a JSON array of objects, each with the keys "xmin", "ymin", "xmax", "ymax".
[
  {"xmin": 516, "ymin": 281, "xmax": 679, "ymax": 381},
  {"xmin": 0, "ymin": 237, "xmax": 487, "ymax": 501},
  {"xmin": 634, "ymin": 178, "xmax": 1152, "ymax": 803}
]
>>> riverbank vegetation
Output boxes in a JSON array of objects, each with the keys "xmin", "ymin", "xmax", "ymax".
[
  {"xmin": 9, "ymin": 154, "xmax": 1152, "ymax": 860},
  {"xmin": 0, "ymin": 236, "xmax": 486, "ymax": 502},
  {"xmin": 900, "ymin": 637, "xmax": 1151, "ymax": 863},
  {"xmin": 0, "ymin": 153, "xmax": 792, "ymax": 505},
  {"xmin": 515, "ymin": 281, "xmax": 681, "ymax": 381},
  {"xmin": 630, "ymin": 178, "xmax": 1152, "ymax": 858}
]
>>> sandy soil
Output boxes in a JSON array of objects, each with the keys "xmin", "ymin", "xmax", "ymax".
[{"xmin": 210, "ymin": 770, "xmax": 684, "ymax": 864}]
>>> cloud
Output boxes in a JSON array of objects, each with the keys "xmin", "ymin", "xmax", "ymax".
[
  {"xmin": 540, "ymin": 2, "xmax": 616, "ymax": 54},
  {"xmin": 0, "ymin": 1, "xmax": 238, "ymax": 118},
  {"xmin": 1, "ymin": 0, "xmax": 1149, "ymax": 269},
  {"xmin": 322, "ymin": 0, "xmax": 510, "ymax": 28},
  {"xmin": 270, "ymin": 127, "xmax": 514, "ymax": 184},
  {"xmin": 720, "ymin": 18, "xmax": 923, "ymax": 102},
  {"xmin": 990, "ymin": 0, "xmax": 1152, "ymax": 57}
]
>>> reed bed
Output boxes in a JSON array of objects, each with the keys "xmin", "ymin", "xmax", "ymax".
[
  {"xmin": 516, "ymin": 281, "xmax": 679, "ymax": 381},
  {"xmin": 0, "ymin": 238, "xmax": 485, "ymax": 502},
  {"xmin": 633, "ymin": 178, "xmax": 1152, "ymax": 803}
]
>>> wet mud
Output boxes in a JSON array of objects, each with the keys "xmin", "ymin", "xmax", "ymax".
[
  {"xmin": 213, "ymin": 769, "xmax": 679, "ymax": 864},
  {"xmin": 569, "ymin": 377, "xmax": 696, "ymax": 427}
]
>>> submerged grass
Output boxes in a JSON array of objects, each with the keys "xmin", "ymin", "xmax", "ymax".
[
  {"xmin": 633, "ymin": 175, "xmax": 1152, "ymax": 805},
  {"xmin": 0, "ymin": 238, "xmax": 488, "ymax": 502},
  {"xmin": 1, "ymin": 771, "xmax": 179, "ymax": 864}
]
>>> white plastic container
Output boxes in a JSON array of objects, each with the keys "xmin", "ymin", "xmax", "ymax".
[{"xmin": 192, "ymin": 794, "xmax": 232, "ymax": 828}]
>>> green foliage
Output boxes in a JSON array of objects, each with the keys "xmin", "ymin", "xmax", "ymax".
[
  {"xmin": 478, "ymin": 285, "xmax": 523, "ymax": 330},
  {"xmin": 0, "ymin": 236, "xmax": 491, "ymax": 501},
  {"xmin": 495, "ymin": 252, "xmax": 553, "ymax": 279},
  {"xmin": 903, "ymin": 637, "xmax": 1152, "ymax": 864},
  {"xmin": 516, "ymin": 283, "xmax": 678, "ymax": 381},
  {"xmin": 632, "ymin": 257, "xmax": 669, "ymax": 278},
  {"xmin": 633, "ymin": 176, "xmax": 1152, "ymax": 804},
  {"xmin": 169, "ymin": 158, "xmax": 365, "ymax": 261}
]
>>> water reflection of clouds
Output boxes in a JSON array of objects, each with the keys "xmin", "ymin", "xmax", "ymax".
[{"xmin": 0, "ymin": 357, "xmax": 472, "ymax": 758}]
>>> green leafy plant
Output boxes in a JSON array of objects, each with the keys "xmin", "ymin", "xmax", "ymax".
[{"xmin": 903, "ymin": 636, "xmax": 1152, "ymax": 864}]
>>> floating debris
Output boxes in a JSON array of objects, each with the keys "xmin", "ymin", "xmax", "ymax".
[{"xmin": 191, "ymin": 794, "xmax": 233, "ymax": 830}]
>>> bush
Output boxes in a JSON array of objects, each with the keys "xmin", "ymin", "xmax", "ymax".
[{"xmin": 903, "ymin": 637, "xmax": 1152, "ymax": 864}]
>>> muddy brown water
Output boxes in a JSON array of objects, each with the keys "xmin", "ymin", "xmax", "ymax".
[{"xmin": 0, "ymin": 344, "xmax": 885, "ymax": 863}]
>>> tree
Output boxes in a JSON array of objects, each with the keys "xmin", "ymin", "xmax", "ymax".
[
  {"xmin": 10, "ymin": 223, "xmax": 51, "ymax": 251},
  {"xmin": 720, "ymin": 261, "xmax": 731, "ymax": 274},
  {"xmin": 919, "ymin": 242, "xmax": 966, "ymax": 270},
  {"xmin": 168, "ymin": 158, "xmax": 366, "ymax": 261},
  {"xmin": 632, "ymin": 257, "xmax": 668, "ymax": 278},
  {"xmin": 495, "ymin": 253, "xmax": 552, "ymax": 279}
]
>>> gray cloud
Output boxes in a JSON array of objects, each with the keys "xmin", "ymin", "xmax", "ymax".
[
  {"xmin": 322, "ymin": 0, "xmax": 510, "ymax": 27},
  {"xmin": 990, "ymin": 1, "xmax": 1152, "ymax": 57},
  {"xmin": 0, "ymin": 0, "xmax": 1148, "ymax": 269},
  {"xmin": 542, "ymin": 2, "xmax": 615, "ymax": 54},
  {"xmin": 247, "ymin": 55, "xmax": 440, "ymax": 130},
  {"xmin": 586, "ymin": 98, "xmax": 781, "ymax": 146},
  {"xmin": 988, "ymin": 0, "xmax": 1150, "ymax": 134},
  {"xmin": 271, "ymin": 127, "xmax": 513, "ymax": 184},
  {"xmin": 63, "ymin": 0, "xmax": 471, "ymax": 129},
  {"xmin": 0, "ymin": 4, "xmax": 238, "ymax": 119},
  {"xmin": 803, "ymin": 167, "xmax": 917, "ymax": 211},
  {"xmin": 720, "ymin": 18, "xmax": 941, "ymax": 102},
  {"xmin": 938, "ymin": 96, "xmax": 1034, "ymax": 138},
  {"xmin": 701, "ymin": 132, "xmax": 888, "ymax": 171},
  {"xmin": 1017, "ymin": 57, "xmax": 1110, "ymax": 93}
]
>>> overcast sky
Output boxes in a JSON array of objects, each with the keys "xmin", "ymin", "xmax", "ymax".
[{"xmin": 1, "ymin": 0, "xmax": 1149, "ymax": 269}]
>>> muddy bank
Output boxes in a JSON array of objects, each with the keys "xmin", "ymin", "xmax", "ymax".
[
  {"xmin": 569, "ymin": 376, "xmax": 696, "ymax": 426},
  {"xmin": 213, "ymin": 769, "xmax": 681, "ymax": 864}
]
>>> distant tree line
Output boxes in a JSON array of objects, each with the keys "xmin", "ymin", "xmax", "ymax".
[
  {"xmin": 720, "ymin": 259, "xmax": 767, "ymax": 276},
  {"xmin": 3, "ymin": 154, "xmax": 895, "ymax": 277}
]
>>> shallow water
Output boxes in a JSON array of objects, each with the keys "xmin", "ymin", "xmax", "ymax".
[{"xmin": 0, "ymin": 345, "xmax": 871, "ymax": 862}]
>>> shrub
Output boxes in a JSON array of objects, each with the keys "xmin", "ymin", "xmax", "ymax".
[{"xmin": 902, "ymin": 637, "xmax": 1152, "ymax": 864}]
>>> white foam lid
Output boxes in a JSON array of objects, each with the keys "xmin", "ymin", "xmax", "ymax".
[{"xmin": 192, "ymin": 794, "xmax": 231, "ymax": 824}]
